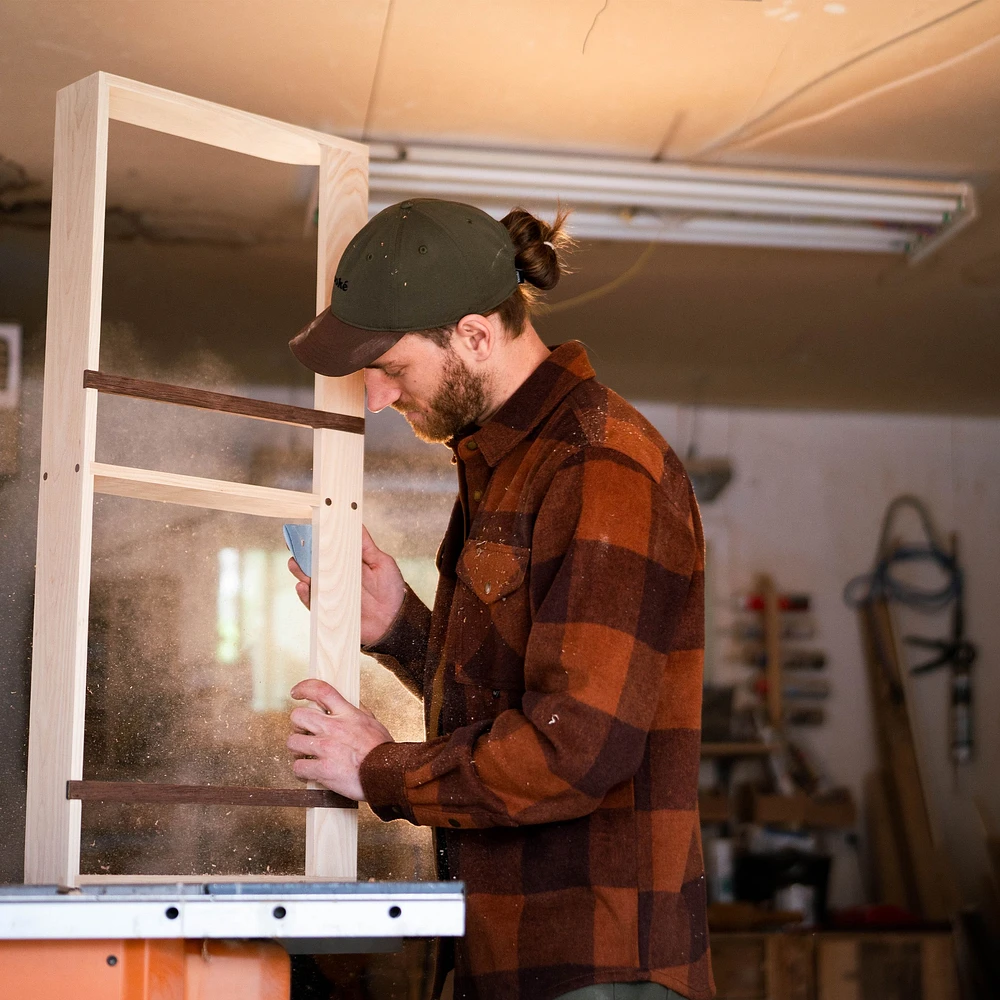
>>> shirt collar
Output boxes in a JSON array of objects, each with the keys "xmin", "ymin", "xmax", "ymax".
[{"xmin": 454, "ymin": 341, "xmax": 596, "ymax": 468}]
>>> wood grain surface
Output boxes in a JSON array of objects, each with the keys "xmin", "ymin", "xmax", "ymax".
[
  {"xmin": 104, "ymin": 71, "xmax": 365, "ymax": 166},
  {"xmin": 91, "ymin": 461, "xmax": 320, "ymax": 519},
  {"xmin": 67, "ymin": 780, "xmax": 357, "ymax": 810},
  {"xmin": 306, "ymin": 143, "xmax": 368, "ymax": 880},
  {"xmin": 84, "ymin": 369, "xmax": 365, "ymax": 434},
  {"xmin": 24, "ymin": 74, "xmax": 108, "ymax": 886}
]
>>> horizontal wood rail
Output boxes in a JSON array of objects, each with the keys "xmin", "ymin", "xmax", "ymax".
[
  {"xmin": 76, "ymin": 874, "xmax": 353, "ymax": 884},
  {"xmin": 85, "ymin": 370, "xmax": 365, "ymax": 435},
  {"xmin": 104, "ymin": 71, "xmax": 365, "ymax": 166},
  {"xmin": 92, "ymin": 462, "xmax": 321, "ymax": 518},
  {"xmin": 68, "ymin": 780, "xmax": 357, "ymax": 810}
]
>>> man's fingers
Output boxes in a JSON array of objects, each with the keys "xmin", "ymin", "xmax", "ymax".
[
  {"xmin": 292, "ymin": 757, "xmax": 324, "ymax": 783},
  {"xmin": 288, "ymin": 557, "xmax": 311, "ymax": 610},
  {"xmin": 287, "ymin": 732, "xmax": 319, "ymax": 757},
  {"xmin": 290, "ymin": 678, "xmax": 351, "ymax": 715},
  {"xmin": 287, "ymin": 556, "xmax": 310, "ymax": 585},
  {"xmin": 361, "ymin": 524, "xmax": 384, "ymax": 567},
  {"xmin": 289, "ymin": 706, "xmax": 331, "ymax": 734}
]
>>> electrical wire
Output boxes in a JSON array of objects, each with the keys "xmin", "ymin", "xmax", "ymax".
[
  {"xmin": 696, "ymin": 0, "xmax": 987, "ymax": 158},
  {"xmin": 843, "ymin": 494, "xmax": 961, "ymax": 612},
  {"xmin": 732, "ymin": 31, "xmax": 1000, "ymax": 152},
  {"xmin": 538, "ymin": 241, "xmax": 656, "ymax": 316}
]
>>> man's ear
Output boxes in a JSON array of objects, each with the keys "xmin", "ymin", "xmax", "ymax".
[{"xmin": 452, "ymin": 313, "xmax": 496, "ymax": 363}]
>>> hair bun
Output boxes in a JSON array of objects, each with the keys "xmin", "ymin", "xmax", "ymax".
[{"xmin": 500, "ymin": 207, "xmax": 572, "ymax": 293}]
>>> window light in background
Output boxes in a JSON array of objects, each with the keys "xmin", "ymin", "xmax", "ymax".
[{"xmin": 216, "ymin": 548, "xmax": 310, "ymax": 712}]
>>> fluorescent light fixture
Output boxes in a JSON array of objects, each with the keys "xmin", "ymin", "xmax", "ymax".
[{"xmin": 365, "ymin": 143, "xmax": 975, "ymax": 261}]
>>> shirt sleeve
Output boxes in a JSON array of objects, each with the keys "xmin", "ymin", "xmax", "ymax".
[
  {"xmin": 359, "ymin": 444, "xmax": 699, "ymax": 828},
  {"xmin": 361, "ymin": 584, "xmax": 432, "ymax": 699}
]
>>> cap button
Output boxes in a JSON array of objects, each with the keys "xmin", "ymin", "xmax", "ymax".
[{"xmin": 400, "ymin": 200, "xmax": 414, "ymax": 210}]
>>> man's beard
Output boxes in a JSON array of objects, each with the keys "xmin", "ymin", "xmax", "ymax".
[{"xmin": 395, "ymin": 348, "xmax": 490, "ymax": 444}]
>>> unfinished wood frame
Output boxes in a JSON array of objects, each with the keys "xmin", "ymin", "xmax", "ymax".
[{"xmin": 25, "ymin": 72, "xmax": 368, "ymax": 886}]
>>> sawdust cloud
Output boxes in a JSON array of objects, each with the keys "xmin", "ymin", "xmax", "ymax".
[{"xmin": 82, "ymin": 325, "xmax": 450, "ymax": 880}]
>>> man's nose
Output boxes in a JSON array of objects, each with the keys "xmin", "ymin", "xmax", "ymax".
[{"xmin": 363, "ymin": 370, "xmax": 400, "ymax": 413}]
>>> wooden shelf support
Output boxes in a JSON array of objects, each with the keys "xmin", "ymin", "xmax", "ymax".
[
  {"xmin": 67, "ymin": 780, "xmax": 357, "ymax": 811},
  {"xmin": 25, "ymin": 72, "xmax": 369, "ymax": 887},
  {"xmin": 91, "ymin": 462, "xmax": 321, "ymax": 519},
  {"xmin": 84, "ymin": 370, "xmax": 365, "ymax": 434}
]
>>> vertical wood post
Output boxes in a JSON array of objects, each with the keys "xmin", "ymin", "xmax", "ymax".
[
  {"xmin": 24, "ymin": 74, "xmax": 109, "ymax": 885},
  {"xmin": 306, "ymin": 145, "xmax": 369, "ymax": 879}
]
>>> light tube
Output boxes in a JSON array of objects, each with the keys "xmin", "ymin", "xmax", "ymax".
[
  {"xmin": 362, "ymin": 143, "xmax": 975, "ymax": 259},
  {"xmin": 370, "ymin": 161, "xmax": 957, "ymax": 223}
]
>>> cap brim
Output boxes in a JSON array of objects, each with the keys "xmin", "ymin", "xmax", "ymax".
[{"xmin": 289, "ymin": 308, "xmax": 403, "ymax": 377}]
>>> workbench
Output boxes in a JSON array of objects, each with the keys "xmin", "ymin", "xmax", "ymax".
[{"xmin": 0, "ymin": 880, "xmax": 465, "ymax": 998}]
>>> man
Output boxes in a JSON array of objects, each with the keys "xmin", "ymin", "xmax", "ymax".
[{"xmin": 285, "ymin": 199, "xmax": 713, "ymax": 1000}]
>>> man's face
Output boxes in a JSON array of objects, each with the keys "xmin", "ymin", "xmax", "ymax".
[{"xmin": 364, "ymin": 333, "xmax": 490, "ymax": 444}]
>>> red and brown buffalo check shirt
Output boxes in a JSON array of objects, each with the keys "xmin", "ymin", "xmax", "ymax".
[{"xmin": 360, "ymin": 341, "xmax": 714, "ymax": 1000}]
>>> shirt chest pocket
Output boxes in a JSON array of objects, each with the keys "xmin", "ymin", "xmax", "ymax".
[{"xmin": 451, "ymin": 540, "xmax": 531, "ymax": 691}]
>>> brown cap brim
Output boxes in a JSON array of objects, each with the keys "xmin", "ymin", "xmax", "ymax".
[{"xmin": 289, "ymin": 308, "xmax": 403, "ymax": 378}]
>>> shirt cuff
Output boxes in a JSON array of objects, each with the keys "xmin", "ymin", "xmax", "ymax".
[
  {"xmin": 359, "ymin": 741, "xmax": 419, "ymax": 824},
  {"xmin": 361, "ymin": 584, "xmax": 427, "ymax": 658}
]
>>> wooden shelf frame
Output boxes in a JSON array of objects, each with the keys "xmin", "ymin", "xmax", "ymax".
[
  {"xmin": 83, "ymin": 370, "xmax": 366, "ymax": 434},
  {"xmin": 91, "ymin": 462, "xmax": 321, "ymax": 519},
  {"xmin": 25, "ymin": 72, "xmax": 369, "ymax": 887},
  {"xmin": 67, "ymin": 780, "xmax": 357, "ymax": 811}
]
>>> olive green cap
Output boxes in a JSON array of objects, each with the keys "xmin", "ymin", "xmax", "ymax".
[{"xmin": 290, "ymin": 198, "xmax": 519, "ymax": 377}]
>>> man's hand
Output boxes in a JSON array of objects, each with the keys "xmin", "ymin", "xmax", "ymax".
[
  {"xmin": 287, "ymin": 679, "xmax": 393, "ymax": 802},
  {"xmin": 288, "ymin": 556, "xmax": 311, "ymax": 609},
  {"xmin": 287, "ymin": 525, "xmax": 406, "ymax": 647}
]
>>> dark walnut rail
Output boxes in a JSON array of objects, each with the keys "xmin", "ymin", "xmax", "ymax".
[
  {"xmin": 84, "ymin": 370, "xmax": 365, "ymax": 435},
  {"xmin": 68, "ymin": 780, "xmax": 357, "ymax": 810}
]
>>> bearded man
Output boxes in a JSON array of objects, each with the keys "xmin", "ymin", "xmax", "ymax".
[{"xmin": 285, "ymin": 199, "xmax": 713, "ymax": 1000}]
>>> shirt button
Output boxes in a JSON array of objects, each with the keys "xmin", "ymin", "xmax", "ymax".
[
  {"xmin": 466, "ymin": 440, "xmax": 478, "ymax": 451},
  {"xmin": 448, "ymin": 818, "xmax": 461, "ymax": 828},
  {"xmin": 472, "ymin": 490, "xmax": 482, "ymax": 502}
]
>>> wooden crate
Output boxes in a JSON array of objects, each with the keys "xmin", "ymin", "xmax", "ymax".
[
  {"xmin": 711, "ymin": 932, "xmax": 957, "ymax": 1000},
  {"xmin": 711, "ymin": 934, "xmax": 767, "ymax": 1000},
  {"xmin": 817, "ymin": 933, "xmax": 957, "ymax": 1000}
]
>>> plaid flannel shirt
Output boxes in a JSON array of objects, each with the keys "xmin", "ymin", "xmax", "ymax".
[{"xmin": 360, "ymin": 342, "xmax": 713, "ymax": 1000}]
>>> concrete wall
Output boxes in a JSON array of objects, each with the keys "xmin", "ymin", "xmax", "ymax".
[{"xmin": 637, "ymin": 401, "xmax": 1000, "ymax": 911}]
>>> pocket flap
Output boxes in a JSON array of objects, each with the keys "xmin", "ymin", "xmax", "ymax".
[{"xmin": 456, "ymin": 540, "xmax": 529, "ymax": 604}]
